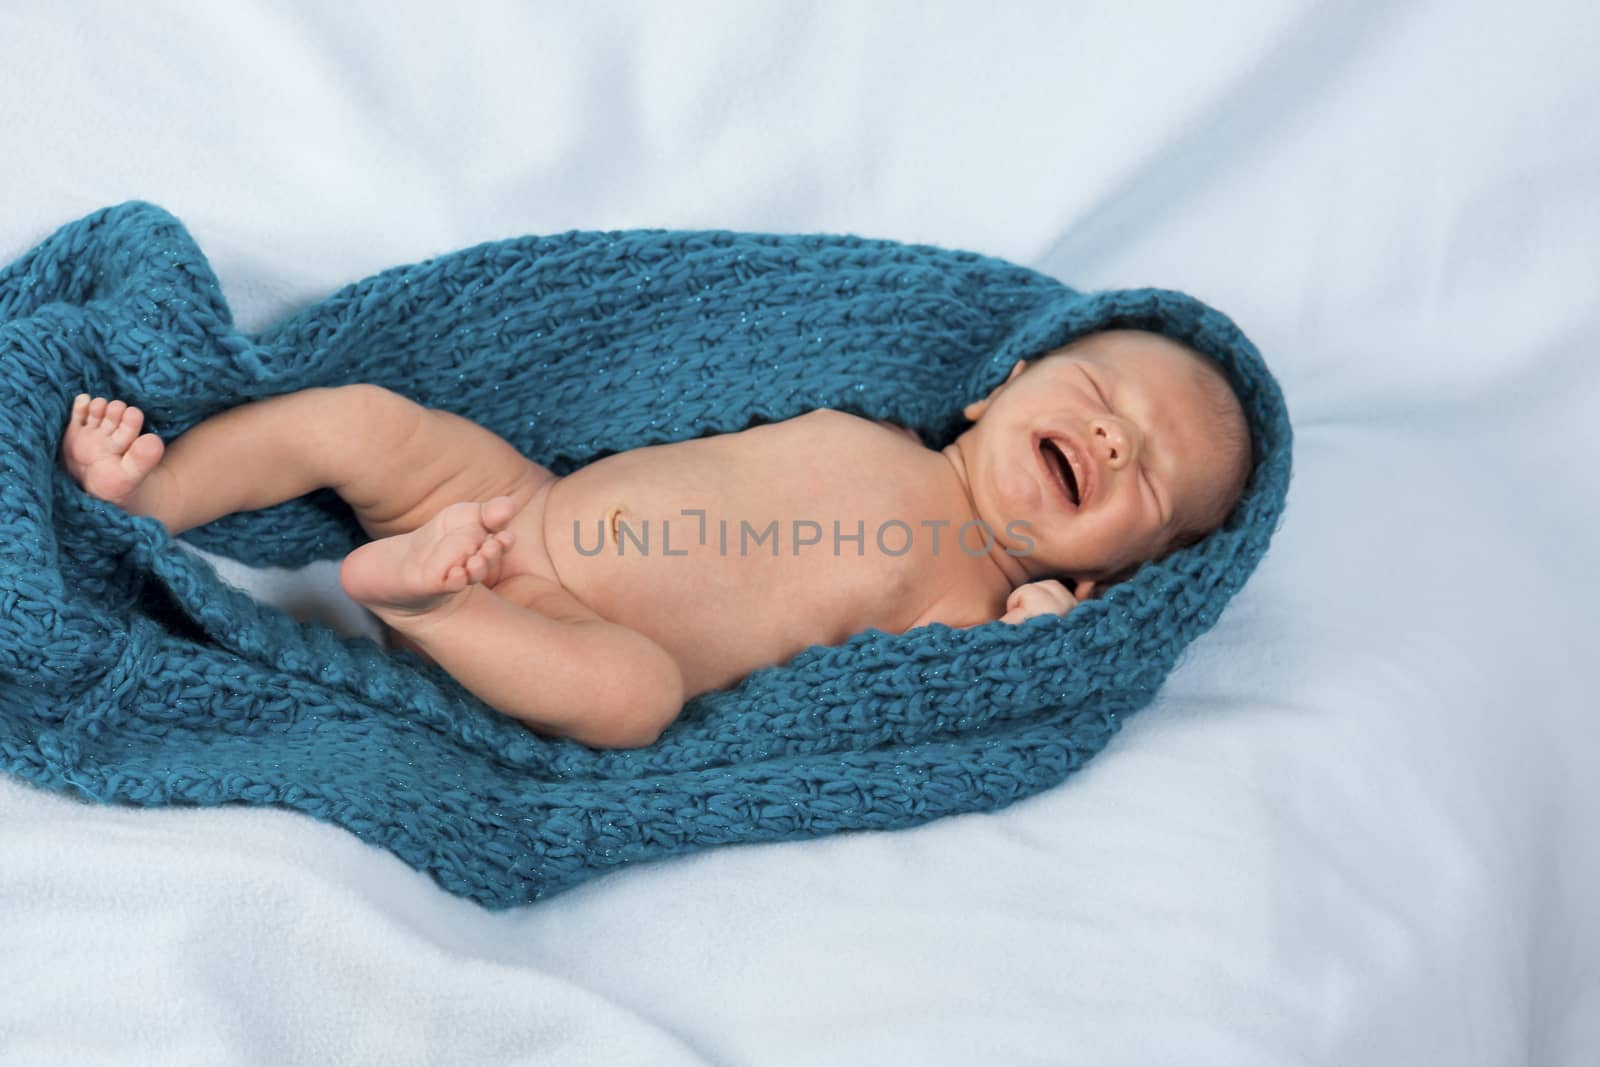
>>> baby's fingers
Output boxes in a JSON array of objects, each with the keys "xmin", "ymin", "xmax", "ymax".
[{"xmin": 1001, "ymin": 580, "xmax": 1080, "ymax": 623}]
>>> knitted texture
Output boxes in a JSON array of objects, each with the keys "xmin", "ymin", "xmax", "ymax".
[{"xmin": 0, "ymin": 201, "xmax": 1292, "ymax": 909}]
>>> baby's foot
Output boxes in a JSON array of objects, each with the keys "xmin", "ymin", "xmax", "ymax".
[
  {"xmin": 60, "ymin": 394, "xmax": 166, "ymax": 509},
  {"xmin": 339, "ymin": 497, "xmax": 518, "ymax": 621}
]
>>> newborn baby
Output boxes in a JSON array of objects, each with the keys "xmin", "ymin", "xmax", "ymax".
[{"xmin": 61, "ymin": 328, "xmax": 1250, "ymax": 749}]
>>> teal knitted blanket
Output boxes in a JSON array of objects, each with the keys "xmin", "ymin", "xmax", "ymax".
[{"xmin": 0, "ymin": 202, "xmax": 1291, "ymax": 909}]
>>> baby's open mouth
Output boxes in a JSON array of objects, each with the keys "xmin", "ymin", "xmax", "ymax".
[{"xmin": 1039, "ymin": 436, "xmax": 1081, "ymax": 507}]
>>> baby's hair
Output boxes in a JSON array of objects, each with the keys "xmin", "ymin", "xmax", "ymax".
[{"xmin": 1173, "ymin": 357, "xmax": 1252, "ymax": 547}]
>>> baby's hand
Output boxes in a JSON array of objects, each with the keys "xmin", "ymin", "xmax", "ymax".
[{"xmin": 1000, "ymin": 579, "xmax": 1082, "ymax": 624}]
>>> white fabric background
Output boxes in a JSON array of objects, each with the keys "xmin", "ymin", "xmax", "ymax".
[{"xmin": 1, "ymin": 2, "xmax": 1596, "ymax": 1063}]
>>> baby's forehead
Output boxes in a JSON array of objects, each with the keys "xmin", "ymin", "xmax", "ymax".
[{"xmin": 1057, "ymin": 328, "xmax": 1195, "ymax": 365}]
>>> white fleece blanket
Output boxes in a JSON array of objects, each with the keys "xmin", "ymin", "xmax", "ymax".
[{"xmin": 1, "ymin": 2, "xmax": 1596, "ymax": 1063}]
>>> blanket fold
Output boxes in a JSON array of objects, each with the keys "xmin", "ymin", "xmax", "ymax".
[{"xmin": 0, "ymin": 202, "xmax": 1291, "ymax": 908}]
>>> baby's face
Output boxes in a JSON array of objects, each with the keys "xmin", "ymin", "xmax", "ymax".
[{"xmin": 955, "ymin": 329, "xmax": 1248, "ymax": 588}]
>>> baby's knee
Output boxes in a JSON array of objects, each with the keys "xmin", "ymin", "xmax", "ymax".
[
  {"xmin": 581, "ymin": 639, "xmax": 686, "ymax": 749},
  {"xmin": 309, "ymin": 383, "xmax": 430, "ymax": 496},
  {"xmin": 328, "ymin": 383, "xmax": 425, "ymax": 439}
]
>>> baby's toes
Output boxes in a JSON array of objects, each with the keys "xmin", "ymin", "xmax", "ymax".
[
  {"xmin": 108, "ymin": 405, "xmax": 145, "ymax": 449},
  {"xmin": 124, "ymin": 432, "xmax": 164, "ymax": 476},
  {"xmin": 85, "ymin": 396, "xmax": 109, "ymax": 429},
  {"xmin": 480, "ymin": 495, "xmax": 517, "ymax": 532},
  {"xmin": 100, "ymin": 400, "xmax": 127, "ymax": 432},
  {"xmin": 64, "ymin": 419, "xmax": 110, "ymax": 467},
  {"xmin": 477, "ymin": 534, "xmax": 506, "ymax": 565},
  {"xmin": 428, "ymin": 530, "xmax": 483, "ymax": 582}
]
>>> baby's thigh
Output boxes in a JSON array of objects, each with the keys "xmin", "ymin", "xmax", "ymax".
[{"xmin": 332, "ymin": 385, "xmax": 552, "ymax": 540}]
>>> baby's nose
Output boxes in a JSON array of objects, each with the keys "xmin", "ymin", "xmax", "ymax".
[{"xmin": 1089, "ymin": 416, "xmax": 1137, "ymax": 468}]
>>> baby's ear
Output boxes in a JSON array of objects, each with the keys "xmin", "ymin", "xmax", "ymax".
[{"xmin": 963, "ymin": 359, "xmax": 1027, "ymax": 422}]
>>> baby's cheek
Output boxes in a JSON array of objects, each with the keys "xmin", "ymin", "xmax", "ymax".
[{"xmin": 988, "ymin": 462, "xmax": 1046, "ymax": 512}]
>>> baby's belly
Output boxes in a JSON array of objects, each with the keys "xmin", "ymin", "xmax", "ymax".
[{"xmin": 539, "ymin": 437, "xmax": 931, "ymax": 696}]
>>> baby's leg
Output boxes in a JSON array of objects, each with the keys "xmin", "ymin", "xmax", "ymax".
[
  {"xmin": 63, "ymin": 388, "xmax": 681, "ymax": 747},
  {"xmin": 60, "ymin": 386, "xmax": 545, "ymax": 539},
  {"xmin": 343, "ymin": 502, "xmax": 685, "ymax": 749},
  {"xmin": 62, "ymin": 387, "xmax": 397, "ymax": 535}
]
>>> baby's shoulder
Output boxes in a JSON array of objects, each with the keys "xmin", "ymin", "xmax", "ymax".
[{"xmin": 791, "ymin": 407, "xmax": 922, "ymax": 444}]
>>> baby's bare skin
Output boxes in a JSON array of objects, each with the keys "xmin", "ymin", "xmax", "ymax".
[
  {"xmin": 60, "ymin": 329, "xmax": 1249, "ymax": 749},
  {"xmin": 531, "ymin": 409, "xmax": 1011, "ymax": 696}
]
